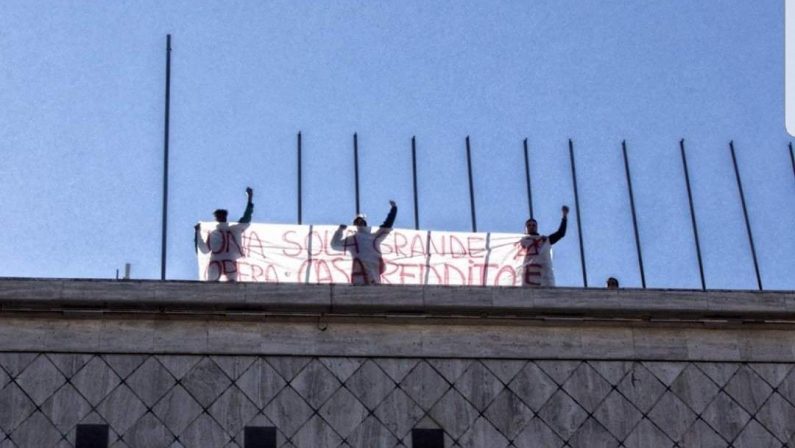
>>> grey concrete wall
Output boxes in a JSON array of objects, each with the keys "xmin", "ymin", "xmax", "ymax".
[
  {"xmin": 1, "ymin": 279, "xmax": 794, "ymax": 447},
  {"xmin": 1, "ymin": 353, "xmax": 794, "ymax": 447}
]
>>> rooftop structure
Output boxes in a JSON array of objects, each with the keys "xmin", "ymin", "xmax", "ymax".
[{"xmin": 0, "ymin": 278, "xmax": 794, "ymax": 446}]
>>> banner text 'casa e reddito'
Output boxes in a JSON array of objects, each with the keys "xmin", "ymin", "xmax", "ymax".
[{"xmin": 196, "ymin": 222, "xmax": 556, "ymax": 286}]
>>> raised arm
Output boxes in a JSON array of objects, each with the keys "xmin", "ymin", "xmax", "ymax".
[
  {"xmin": 379, "ymin": 200, "xmax": 397, "ymax": 228},
  {"xmin": 331, "ymin": 224, "xmax": 348, "ymax": 250},
  {"xmin": 549, "ymin": 205, "xmax": 569, "ymax": 245},
  {"xmin": 194, "ymin": 224, "xmax": 209, "ymax": 254},
  {"xmin": 238, "ymin": 187, "xmax": 254, "ymax": 223}
]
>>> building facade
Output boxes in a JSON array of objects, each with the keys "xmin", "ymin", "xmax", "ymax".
[{"xmin": 0, "ymin": 279, "xmax": 794, "ymax": 447}]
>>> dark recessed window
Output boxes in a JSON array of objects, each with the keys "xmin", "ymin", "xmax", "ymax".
[
  {"xmin": 412, "ymin": 428, "xmax": 444, "ymax": 448},
  {"xmin": 244, "ymin": 426, "xmax": 277, "ymax": 448},
  {"xmin": 75, "ymin": 424, "xmax": 108, "ymax": 448}
]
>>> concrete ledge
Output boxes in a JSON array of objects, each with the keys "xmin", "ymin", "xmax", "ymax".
[
  {"xmin": 0, "ymin": 315, "xmax": 793, "ymax": 362},
  {"xmin": 0, "ymin": 278, "xmax": 793, "ymax": 321},
  {"xmin": 1, "ymin": 278, "xmax": 795, "ymax": 362}
]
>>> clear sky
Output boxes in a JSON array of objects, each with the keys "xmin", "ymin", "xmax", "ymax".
[{"xmin": 0, "ymin": 1, "xmax": 793, "ymax": 290}]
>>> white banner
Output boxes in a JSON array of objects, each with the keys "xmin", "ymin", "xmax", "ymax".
[{"xmin": 196, "ymin": 222, "xmax": 555, "ymax": 286}]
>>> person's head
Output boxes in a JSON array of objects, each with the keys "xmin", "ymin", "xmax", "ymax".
[
  {"xmin": 525, "ymin": 218, "xmax": 538, "ymax": 234},
  {"xmin": 352, "ymin": 213, "xmax": 367, "ymax": 227},
  {"xmin": 607, "ymin": 277, "xmax": 619, "ymax": 289},
  {"xmin": 213, "ymin": 209, "xmax": 228, "ymax": 222}
]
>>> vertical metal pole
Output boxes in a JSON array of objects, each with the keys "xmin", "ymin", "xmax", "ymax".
[
  {"xmin": 622, "ymin": 140, "xmax": 646, "ymax": 288},
  {"xmin": 297, "ymin": 131, "xmax": 302, "ymax": 224},
  {"xmin": 790, "ymin": 142, "xmax": 795, "ymax": 181},
  {"xmin": 730, "ymin": 141, "xmax": 763, "ymax": 290},
  {"xmin": 353, "ymin": 132, "xmax": 360, "ymax": 214},
  {"xmin": 465, "ymin": 136, "xmax": 477, "ymax": 232},
  {"xmin": 412, "ymin": 136, "xmax": 420, "ymax": 230},
  {"xmin": 680, "ymin": 139, "xmax": 706, "ymax": 290},
  {"xmin": 568, "ymin": 139, "xmax": 588, "ymax": 287},
  {"xmin": 160, "ymin": 34, "xmax": 172, "ymax": 281},
  {"xmin": 523, "ymin": 138, "xmax": 534, "ymax": 219}
]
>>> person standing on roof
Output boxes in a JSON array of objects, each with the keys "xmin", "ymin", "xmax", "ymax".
[
  {"xmin": 518, "ymin": 205, "xmax": 568, "ymax": 287},
  {"xmin": 331, "ymin": 200, "xmax": 397, "ymax": 285},
  {"xmin": 195, "ymin": 187, "xmax": 255, "ymax": 281}
]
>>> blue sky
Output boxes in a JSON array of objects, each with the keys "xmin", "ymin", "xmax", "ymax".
[{"xmin": 0, "ymin": 1, "xmax": 793, "ymax": 290}]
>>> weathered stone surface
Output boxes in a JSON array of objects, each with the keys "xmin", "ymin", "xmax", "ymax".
[
  {"xmin": 180, "ymin": 413, "xmax": 228, "ymax": 447},
  {"xmin": 1, "ymin": 280, "xmax": 795, "ymax": 446},
  {"xmin": 670, "ymin": 364, "xmax": 720, "ymax": 414},
  {"xmin": 9, "ymin": 411, "xmax": 61, "ymax": 448},
  {"xmin": 14, "ymin": 355, "xmax": 65, "ymax": 406},
  {"xmin": 592, "ymin": 391, "xmax": 642, "ymax": 441},
  {"xmin": 265, "ymin": 357, "xmax": 311, "ymax": 382},
  {"xmin": 749, "ymin": 363, "xmax": 792, "ymax": 387},
  {"xmin": 700, "ymin": 393, "xmax": 751, "ymax": 441},
  {"xmin": 4, "ymin": 353, "xmax": 795, "ymax": 446},
  {"xmin": 236, "ymin": 358, "xmax": 286, "ymax": 409},
  {"xmin": 318, "ymin": 388, "xmax": 368, "ymax": 439},
  {"xmin": 399, "ymin": 361, "xmax": 449, "ymax": 411},
  {"xmin": 124, "ymin": 412, "xmax": 173, "ymax": 448},
  {"xmin": 624, "ymin": 419, "xmax": 675, "ymax": 448},
  {"xmin": 457, "ymin": 417, "xmax": 509, "ymax": 448},
  {"xmin": 207, "ymin": 386, "xmax": 258, "ymax": 437},
  {"xmin": 157, "ymin": 355, "xmax": 202, "ymax": 380},
  {"xmin": 152, "ymin": 386, "xmax": 203, "ymax": 436},
  {"xmin": 346, "ymin": 415, "xmax": 398, "ymax": 448},
  {"xmin": 40, "ymin": 383, "xmax": 93, "ymax": 432},
  {"xmin": 101, "ymin": 354, "xmax": 147, "ymax": 380},
  {"xmin": 755, "ymin": 393, "xmax": 795, "ymax": 442},
  {"xmin": 96, "ymin": 384, "xmax": 148, "ymax": 434},
  {"xmin": 697, "ymin": 362, "xmax": 741, "ymax": 387},
  {"xmin": 483, "ymin": 389, "xmax": 533, "ymax": 440},
  {"xmin": 428, "ymin": 389, "xmax": 478, "ymax": 439},
  {"xmin": 428, "ymin": 359, "xmax": 471, "ymax": 384},
  {"xmin": 642, "ymin": 361, "xmax": 687, "ymax": 386},
  {"xmin": 732, "ymin": 420, "xmax": 780, "ymax": 448},
  {"xmin": 568, "ymin": 418, "xmax": 618, "ymax": 448},
  {"xmin": 47, "ymin": 353, "xmax": 93, "ymax": 378},
  {"xmin": 211, "ymin": 356, "xmax": 255, "ymax": 381},
  {"xmin": 289, "ymin": 359, "xmax": 340, "ymax": 409},
  {"xmin": 679, "ymin": 419, "xmax": 727, "ymax": 448},
  {"xmin": 482, "ymin": 359, "xmax": 526, "ymax": 384},
  {"xmin": 536, "ymin": 360, "xmax": 581, "ymax": 385},
  {"xmin": 537, "ymin": 389, "xmax": 588, "ymax": 441},
  {"xmin": 647, "ymin": 392, "xmax": 697, "ymax": 442},
  {"xmin": 507, "ymin": 362, "xmax": 558, "ymax": 411},
  {"xmin": 290, "ymin": 415, "xmax": 341, "ymax": 448},
  {"xmin": 125, "ymin": 357, "xmax": 176, "ymax": 407},
  {"xmin": 724, "ymin": 365, "xmax": 773, "ymax": 414},
  {"xmin": 263, "ymin": 387, "xmax": 313, "ymax": 438},
  {"xmin": 587, "ymin": 360, "xmax": 632, "ymax": 385},
  {"xmin": 617, "ymin": 363, "xmax": 666, "ymax": 413},
  {"xmin": 345, "ymin": 360, "xmax": 393, "ymax": 410},
  {"xmin": 70, "ymin": 356, "xmax": 123, "ymax": 408},
  {"xmin": 320, "ymin": 358, "xmax": 363, "ymax": 383},
  {"xmin": 373, "ymin": 389, "xmax": 425, "ymax": 439},
  {"xmin": 453, "ymin": 361, "xmax": 503, "ymax": 411},
  {"xmin": 100, "ymin": 319, "xmax": 156, "ymax": 352},
  {"xmin": 181, "ymin": 357, "xmax": 232, "ymax": 408},
  {"xmin": 512, "ymin": 417, "xmax": 564, "ymax": 448},
  {"xmin": 562, "ymin": 363, "xmax": 612, "ymax": 413}
]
